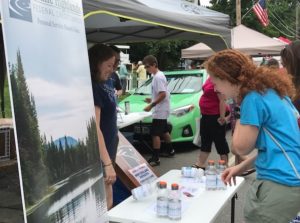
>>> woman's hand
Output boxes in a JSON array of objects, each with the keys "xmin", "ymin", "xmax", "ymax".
[
  {"xmin": 221, "ymin": 165, "xmax": 244, "ymax": 186},
  {"xmin": 217, "ymin": 116, "xmax": 226, "ymax": 125},
  {"xmin": 104, "ymin": 165, "xmax": 116, "ymax": 185}
]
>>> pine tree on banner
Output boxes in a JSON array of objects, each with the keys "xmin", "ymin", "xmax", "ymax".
[{"xmin": 253, "ymin": 0, "xmax": 269, "ymax": 27}]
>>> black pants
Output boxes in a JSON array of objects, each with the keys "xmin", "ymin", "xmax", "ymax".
[{"xmin": 200, "ymin": 114, "xmax": 229, "ymax": 155}]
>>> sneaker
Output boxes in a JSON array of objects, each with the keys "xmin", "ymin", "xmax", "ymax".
[
  {"xmin": 191, "ymin": 164, "xmax": 205, "ymax": 171},
  {"xmin": 160, "ymin": 149, "xmax": 175, "ymax": 157},
  {"xmin": 148, "ymin": 156, "xmax": 160, "ymax": 166},
  {"xmin": 168, "ymin": 149, "xmax": 175, "ymax": 157}
]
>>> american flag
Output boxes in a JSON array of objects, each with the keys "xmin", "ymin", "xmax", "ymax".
[{"xmin": 253, "ymin": 0, "xmax": 269, "ymax": 27}]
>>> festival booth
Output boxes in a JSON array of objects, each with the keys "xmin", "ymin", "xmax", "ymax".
[
  {"xmin": 181, "ymin": 24, "xmax": 288, "ymax": 59},
  {"xmin": 0, "ymin": 0, "xmax": 232, "ymax": 222},
  {"xmin": 82, "ymin": 0, "xmax": 232, "ymax": 190}
]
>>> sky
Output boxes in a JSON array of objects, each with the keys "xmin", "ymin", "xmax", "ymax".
[
  {"xmin": 2, "ymin": 0, "xmax": 95, "ymax": 141},
  {"xmin": 200, "ymin": 0, "xmax": 212, "ymax": 6}
]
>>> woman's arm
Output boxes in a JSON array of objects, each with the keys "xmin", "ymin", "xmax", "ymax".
[
  {"xmin": 95, "ymin": 106, "xmax": 116, "ymax": 184},
  {"xmin": 231, "ymin": 120, "xmax": 259, "ymax": 155},
  {"xmin": 217, "ymin": 93, "xmax": 227, "ymax": 125}
]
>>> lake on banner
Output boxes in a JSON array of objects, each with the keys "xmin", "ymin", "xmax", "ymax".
[{"xmin": 27, "ymin": 165, "xmax": 106, "ymax": 223}]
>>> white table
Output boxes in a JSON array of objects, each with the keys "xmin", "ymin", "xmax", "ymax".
[
  {"xmin": 108, "ymin": 169, "xmax": 245, "ymax": 223},
  {"xmin": 117, "ymin": 112, "xmax": 152, "ymax": 129}
]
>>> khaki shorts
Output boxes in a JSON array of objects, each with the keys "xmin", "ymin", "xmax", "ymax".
[{"xmin": 244, "ymin": 180, "xmax": 300, "ymax": 223}]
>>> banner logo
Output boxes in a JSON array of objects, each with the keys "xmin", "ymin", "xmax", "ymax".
[{"xmin": 9, "ymin": 0, "xmax": 32, "ymax": 22}]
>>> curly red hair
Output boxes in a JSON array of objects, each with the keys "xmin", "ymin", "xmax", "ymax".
[{"xmin": 205, "ymin": 49, "xmax": 295, "ymax": 101}]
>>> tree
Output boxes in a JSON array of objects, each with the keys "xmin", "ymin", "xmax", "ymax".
[
  {"xmin": 209, "ymin": 0, "xmax": 298, "ymax": 40},
  {"xmin": 10, "ymin": 50, "xmax": 48, "ymax": 206},
  {"xmin": 129, "ymin": 40, "xmax": 196, "ymax": 70}
]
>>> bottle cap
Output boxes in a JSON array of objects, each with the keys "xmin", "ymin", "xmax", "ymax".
[
  {"xmin": 158, "ymin": 181, "xmax": 167, "ymax": 188},
  {"xmin": 171, "ymin": 183, "xmax": 179, "ymax": 190},
  {"xmin": 208, "ymin": 160, "xmax": 215, "ymax": 165},
  {"xmin": 219, "ymin": 160, "xmax": 226, "ymax": 165}
]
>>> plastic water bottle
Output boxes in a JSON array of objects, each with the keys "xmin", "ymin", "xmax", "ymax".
[
  {"xmin": 217, "ymin": 160, "xmax": 227, "ymax": 190},
  {"xmin": 168, "ymin": 183, "xmax": 181, "ymax": 220},
  {"xmin": 181, "ymin": 166, "xmax": 204, "ymax": 178},
  {"xmin": 290, "ymin": 212, "xmax": 300, "ymax": 223},
  {"xmin": 157, "ymin": 181, "xmax": 168, "ymax": 217},
  {"xmin": 131, "ymin": 183, "xmax": 154, "ymax": 201},
  {"xmin": 205, "ymin": 160, "xmax": 217, "ymax": 190}
]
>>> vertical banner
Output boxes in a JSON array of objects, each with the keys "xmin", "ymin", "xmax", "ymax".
[{"xmin": 1, "ymin": 0, "xmax": 107, "ymax": 222}]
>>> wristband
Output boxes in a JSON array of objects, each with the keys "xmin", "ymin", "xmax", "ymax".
[
  {"xmin": 151, "ymin": 102, "xmax": 157, "ymax": 107},
  {"xmin": 103, "ymin": 162, "xmax": 112, "ymax": 167}
]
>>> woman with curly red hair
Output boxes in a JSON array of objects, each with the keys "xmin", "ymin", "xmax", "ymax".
[{"xmin": 206, "ymin": 49, "xmax": 300, "ymax": 223}]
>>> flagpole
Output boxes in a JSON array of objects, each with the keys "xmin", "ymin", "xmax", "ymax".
[{"xmin": 236, "ymin": 0, "xmax": 241, "ymax": 25}]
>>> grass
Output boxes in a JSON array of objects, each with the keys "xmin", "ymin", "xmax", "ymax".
[{"xmin": 3, "ymin": 77, "xmax": 12, "ymax": 118}]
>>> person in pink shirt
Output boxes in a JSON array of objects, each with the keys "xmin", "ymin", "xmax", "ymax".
[{"xmin": 193, "ymin": 77, "xmax": 230, "ymax": 169}]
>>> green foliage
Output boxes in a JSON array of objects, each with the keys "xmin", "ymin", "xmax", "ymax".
[
  {"xmin": 129, "ymin": 40, "xmax": 197, "ymax": 70},
  {"xmin": 43, "ymin": 118, "xmax": 100, "ymax": 185},
  {"xmin": 9, "ymin": 50, "xmax": 48, "ymax": 206},
  {"xmin": 209, "ymin": 0, "xmax": 298, "ymax": 40},
  {"xmin": 3, "ymin": 77, "xmax": 12, "ymax": 118}
]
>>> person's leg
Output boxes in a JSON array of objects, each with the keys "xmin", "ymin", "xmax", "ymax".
[
  {"xmin": 105, "ymin": 183, "xmax": 113, "ymax": 210},
  {"xmin": 148, "ymin": 119, "xmax": 162, "ymax": 166},
  {"xmin": 121, "ymin": 78, "xmax": 127, "ymax": 95},
  {"xmin": 213, "ymin": 116, "xmax": 230, "ymax": 165},
  {"xmin": 161, "ymin": 121, "xmax": 175, "ymax": 157},
  {"xmin": 194, "ymin": 115, "xmax": 212, "ymax": 169},
  {"xmin": 197, "ymin": 151, "xmax": 210, "ymax": 167},
  {"xmin": 244, "ymin": 180, "xmax": 300, "ymax": 223},
  {"xmin": 148, "ymin": 135, "xmax": 160, "ymax": 166},
  {"xmin": 152, "ymin": 135, "xmax": 161, "ymax": 150}
]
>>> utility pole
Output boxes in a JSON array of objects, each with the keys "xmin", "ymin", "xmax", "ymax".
[
  {"xmin": 236, "ymin": 0, "xmax": 241, "ymax": 25},
  {"xmin": 296, "ymin": 1, "xmax": 300, "ymax": 40}
]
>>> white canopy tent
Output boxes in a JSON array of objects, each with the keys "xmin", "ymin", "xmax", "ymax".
[
  {"xmin": 181, "ymin": 42, "xmax": 215, "ymax": 59},
  {"xmin": 181, "ymin": 24, "xmax": 288, "ymax": 59},
  {"xmin": 83, "ymin": 0, "xmax": 231, "ymax": 51},
  {"xmin": 231, "ymin": 25, "xmax": 287, "ymax": 56}
]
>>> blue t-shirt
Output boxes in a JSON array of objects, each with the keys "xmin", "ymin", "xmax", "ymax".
[
  {"xmin": 240, "ymin": 89, "xmax": 300, "ymax": 186},
  {"xmin": 92, "ymin": 81, "xmax": 118, "ymax": 161}
]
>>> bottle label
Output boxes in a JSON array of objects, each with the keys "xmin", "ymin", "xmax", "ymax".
[
  {"xmin": 217, "ymin": 174, "xmax": 226, "ymax": 190},
  {"xmin": 157, "ymin": 196, "xmax": 168, "ymax": 216},
  {"xmin": 206, "ymin": 175, "xmax": 217, "ymax": 190},
  {"xmin": 182, "ymin": 167, "xmax": 196, "ymax": 178},
  {"xmin": 168, "ymin": 199, "xmax": 181, "ymax": 219}
]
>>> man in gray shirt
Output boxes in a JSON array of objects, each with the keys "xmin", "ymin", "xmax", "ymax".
[{"xmin": 143, "ymin": 55, "xmax": 175, "ymax": 166}]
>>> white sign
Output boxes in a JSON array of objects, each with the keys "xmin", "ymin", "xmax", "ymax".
[{"xmin": 128, "ymin": 163, "xmax": 157, "ymax": 185}]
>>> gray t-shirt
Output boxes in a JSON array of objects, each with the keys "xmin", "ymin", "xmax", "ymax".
[{"xmin": 151, "ymin": 71, "xmax": 170, "ymax": 119}]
